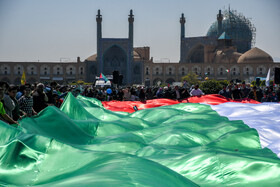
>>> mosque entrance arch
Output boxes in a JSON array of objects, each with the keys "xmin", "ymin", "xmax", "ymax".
[
  {"xmin": 103, "ymin": 45, "xmax": 127, "ymax": 80},
  {"xmin": 187, "ymin": 44, "xmax": 205, "ymax": 63}
]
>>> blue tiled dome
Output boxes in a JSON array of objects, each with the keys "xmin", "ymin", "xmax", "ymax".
[{"xmin": 207, "ymin": 9, "xmax": 255, "ymax": 53}]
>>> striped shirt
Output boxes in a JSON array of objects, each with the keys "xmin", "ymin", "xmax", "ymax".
[{"xmin": 18, "ymin": 96, "xmax": 33, "ymax": 116}]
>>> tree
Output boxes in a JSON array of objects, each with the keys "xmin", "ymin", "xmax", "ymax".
[
  {"xmin": 200, "ymin": 79, "xmax": 223, "ymax": 94},
  {"xmin": 219, "ymin": 80, "xmax": 229, "ymax": 88},
  {"xmin": 181, "ymin": 72, "xmax": 200, "ymax": 87}
]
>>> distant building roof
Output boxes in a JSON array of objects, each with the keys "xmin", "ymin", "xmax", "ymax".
[{"xmin": 237, "ymin": 47, "xmax": 274, "ymax": 63}]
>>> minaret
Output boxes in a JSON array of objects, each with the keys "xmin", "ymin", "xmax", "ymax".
[
  {"xmin": 217, "ymin": 10, "xmax": 223, "ymax": 37},
  {"xmin": 128, "ymin": 9, "xmax": 134, "ymax": 43},
  {"xmin": 96, "ymin": 9, "xmax": 102, "ymax": 74},
  {"xmin": 127, "ymin": 9, "xmax": 134, "ymax": 84},
  {"xmin": 180, "ymin": 13, "xmax": 186, "ymax": 63}
]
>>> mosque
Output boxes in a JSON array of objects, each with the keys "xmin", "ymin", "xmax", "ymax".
[{"xmin": 0, "ymin": 8, "xmax": 278, "ymax": 85}]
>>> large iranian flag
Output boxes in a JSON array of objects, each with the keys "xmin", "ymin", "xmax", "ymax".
[{"xmin": 0, "ymin": 93, "xmax": 279, "ymax": 186}]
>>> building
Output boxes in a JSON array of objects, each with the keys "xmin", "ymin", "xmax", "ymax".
[
  {"xmin": 0, "ymin": 57, "xmax": 85, "ymax": 85},
  {"xmin": 0, "ymin": 8, "xmax": 278, "ymax": 86},
  {"xmin": 144, "ymin": 8, "xmax": 277, "ymax": 86}
]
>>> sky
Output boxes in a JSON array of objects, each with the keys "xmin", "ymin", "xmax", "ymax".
[{"xmin": 0, "ymin": 0, "xmax": 279, "ymax": 62}]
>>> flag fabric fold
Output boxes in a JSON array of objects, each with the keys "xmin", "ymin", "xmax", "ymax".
[
  {"xmin": 102, "ymin": 94, "xmax": 260, "ymax": 113},
  {"xmin": 0, "ymin": 93, "xmax": 279, "ymax": 186}
]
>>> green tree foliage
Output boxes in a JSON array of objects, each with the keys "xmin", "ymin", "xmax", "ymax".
[
  {"xmin": 219, "ymin": 80, "xmax": 229, "ymax": 88},
  {"xmin": 181, "ymin": 72, "xmax": 200, "ymax": 86},
  {"xmin": 200, "ymin": 79, "xmax": 223, "ymax": 94}
]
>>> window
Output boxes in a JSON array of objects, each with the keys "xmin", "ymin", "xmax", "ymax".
[
  {"xmin": 44, "ymin": 71, "xmax": 47, "ymax": 75},
  {"xmin": 18, "ymin": 67, "xmax": 20, "ymax": 70},
  {"xmin": 233, "ymin": 72, "xmax": 236, "ymax": 75},
  {"xmin": 31, "ymin": 71, "xmax": 33, "ymax": 75},
  {"xmin": 70, "ymin": 72, "xmax": 72, "ymax": 75},
  {"xmin": 4, "ymin": 71, "xmax": 7, "ymax": 75},
  {"xmin": 4, "ymin": 67, "xmax": 7, "ymax": 70},
  {"xmin": 220, "ymin": 72, "xmax": 223, "ymax": 75},
  {"xmin": 70, "ymin": 68, "xmax": 72, "ymax": 71},
  {"xmin": 31, "ymin": 67, "xmax": 34, "ymax": 70},
  {"xmin": 246, "ymin": 72, "xmax": 249, "ymax": 75},
  {"xmin": 246, "ymin": 68, "xmax": 249, "ymax": 71},
  {"xmin": 57, "ymin": 68, "xmax": 60, "ymax": 70},
  {"xmin": 45, "ymin": 67, "xmax": 47, "ymax": 70},
  {"xmin": 18, "ymin": 71, "xmax": 20, "ymax": 75},
  {"xmin": 57, "ymin": 71, "xmax": 60, "ymax": 75},
  {"xmin": 233, "ymin": 68, "xmax": 236, "ymax": 71}
]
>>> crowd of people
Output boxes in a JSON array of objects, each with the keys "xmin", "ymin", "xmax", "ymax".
[
  {"xmin": 218, "ymin": 82, "xmax": 279, "ymax": 102},
  {"xmin": 0, "ymin": 80, "xmax": 279, "ymax": 125}
]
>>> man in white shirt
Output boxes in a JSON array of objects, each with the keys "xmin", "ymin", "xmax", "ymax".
[{"xmin": 190, "ymin": 85, "xmax": 204, "ymax": 96}]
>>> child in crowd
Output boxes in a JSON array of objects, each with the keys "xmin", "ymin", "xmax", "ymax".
[{"xmin": 18, "ymin": 84, "xmax": 37, "ymax": 117}]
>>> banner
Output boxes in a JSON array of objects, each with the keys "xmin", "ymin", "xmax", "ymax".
[{"xmin": 21, "ymin": 70, "xmax": 26, "ymax": 85}]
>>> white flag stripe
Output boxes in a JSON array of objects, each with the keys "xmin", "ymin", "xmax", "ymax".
[{"xmin": 211, "ymin": 102, "xmax": 280, "ymax": 158}]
